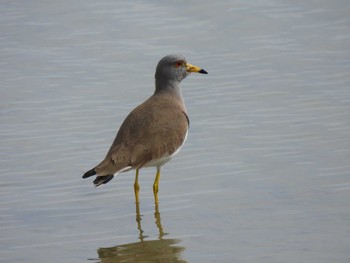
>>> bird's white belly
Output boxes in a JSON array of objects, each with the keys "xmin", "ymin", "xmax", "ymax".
[{"xmin": 144, "ymin": 129, "xmax": 188, "ymax": 168}]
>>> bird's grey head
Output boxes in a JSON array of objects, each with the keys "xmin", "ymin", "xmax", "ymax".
[{"xmin": 154, "ymin": 54, "xmax": 207, "ymax": 92}]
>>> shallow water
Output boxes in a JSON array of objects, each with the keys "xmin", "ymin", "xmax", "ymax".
[{"xmin": 1, "ymin": 1, "xmax": 350, "ymax": 262}]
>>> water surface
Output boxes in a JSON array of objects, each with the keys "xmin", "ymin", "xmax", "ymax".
[{"xmin": 1, "ymin": 1, "xmax": 350, "ymax": 262}]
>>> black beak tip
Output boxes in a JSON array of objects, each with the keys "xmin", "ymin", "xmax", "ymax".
[{"xmin": 199, "ymin": 69, "xmax": 208, "ymax": 74}]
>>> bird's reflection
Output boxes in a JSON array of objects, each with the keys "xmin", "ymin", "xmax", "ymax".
[{"xmin": 97, "ymin": 203, "xmax": 187, "ymax": 263}]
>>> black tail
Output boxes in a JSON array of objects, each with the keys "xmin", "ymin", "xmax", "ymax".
[
  {"xmin": 82, "ymin": 168, "xmax": 96, "ymax": 179},
  {"xmin": 93, "ymin": 174, "xmax": 114, "ymax": 187}
]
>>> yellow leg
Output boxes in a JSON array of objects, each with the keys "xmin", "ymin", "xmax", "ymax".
[
  {"xmin": 153, "ymin": 167, "xmax": 161, "ymax": 204},
  {"xmin": 134, "ymin": 169, "xmax": 140, "ymax": 203}
]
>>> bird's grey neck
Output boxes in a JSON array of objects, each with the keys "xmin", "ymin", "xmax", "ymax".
[{"xmin": 155, "ymin": 78, "xmax": 182, "ymax": 96}]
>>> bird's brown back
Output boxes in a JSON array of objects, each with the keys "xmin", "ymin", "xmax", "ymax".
[{"xmin": 94, "ymin": 92, "xmax": 189, "ymax": 176}]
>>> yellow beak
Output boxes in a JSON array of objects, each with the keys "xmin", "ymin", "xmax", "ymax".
[{"xmin": 186, "ymin": 63, "xmax": 208, "ymax": 74}]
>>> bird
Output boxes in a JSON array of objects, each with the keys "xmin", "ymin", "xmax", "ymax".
[{"xmin": 82, "ymin": 54, "xmax": 207, "ymax": 203}]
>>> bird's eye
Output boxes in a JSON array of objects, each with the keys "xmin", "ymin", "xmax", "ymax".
[{"xmin": 175, "ymin": 61, "xmax": 183, "ymax": 68}]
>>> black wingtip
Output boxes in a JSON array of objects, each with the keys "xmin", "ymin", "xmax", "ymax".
[
  {"xmin": 82, "ymin": 168, "xmax": 96, "ymax": 179},
  {"xmin": 199, "ymin": 69, "xmax": 208, "ymax": 74},
  {"xmin": 93, "ymin": 174, "xmax": 114, "ymax": 186}
]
